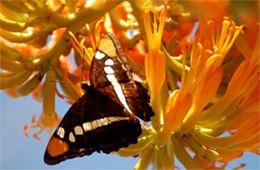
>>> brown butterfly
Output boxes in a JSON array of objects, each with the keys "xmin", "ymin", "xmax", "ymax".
[{"xmin": 44, "ymin": 33, "xmax": 154, "ymax": 165}]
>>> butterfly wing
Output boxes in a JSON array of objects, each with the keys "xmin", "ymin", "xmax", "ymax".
[
  {"xmin": 44, "ymin": 85, "xmax": 141, "ymax": 165},
  {"xmin": 90, "ymin": 33, "xmax": 131, "ymax": 88},
  {"xmin": 90, "ymin": 33, "xmax": 154, "ymax": 121},
  {"xmin": 100, "ymin": 81, "xmax": 154, "ymax": 121}
]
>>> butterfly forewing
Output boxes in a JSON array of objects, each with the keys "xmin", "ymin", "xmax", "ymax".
[
  {"xmin": 90, "ymin": 33, "xmax": 132, "ymax": 88},
  {"xmin": 44, "ymin": 85, "xmax": 141, "ymax": 165},
  {"xmin": 90, "ymin": 33, "xmax": 154, "ymax": 121}
]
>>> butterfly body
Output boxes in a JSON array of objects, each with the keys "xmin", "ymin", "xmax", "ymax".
[{"xmin": 44, "ymin": 33, "xmax": 154, "ymax": 165}]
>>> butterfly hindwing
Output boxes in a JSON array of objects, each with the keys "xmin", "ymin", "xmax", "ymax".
[
  {"xmin": 44, "ymin": 85, "xmax": 141, "ymax": 165},
  {"xmin": 100, "ymin": 81, "xmax": 154, "ymax": 121}
]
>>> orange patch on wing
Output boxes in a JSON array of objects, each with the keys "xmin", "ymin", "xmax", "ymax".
[
  {"xmin": 98, "ymin": 37, "xmax": 116, "ymax": 57},
  {"xmin": 47, "ymin": 136, "xmax": 69, "ymax": 157}
]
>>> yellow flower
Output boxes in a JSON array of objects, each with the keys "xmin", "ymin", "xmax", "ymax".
[
  {"xmin": 24, "ymin": 70, "xmax": 60, "ymax": 140},
  {"xmin": 121, "ymin": 1, "xmax": 259, "ymax": 169},
  {"xmin": 0, "ymin": 0, "xmax": 259, "ymax": 169},
  {"xmin": 195, "ymin": 37, "xmax": 259, "ymax": 154},
  {"xmin": 143, "ymin": 3, "xmax": 166, "ymax": 131},
  {"xmin": 159, "ymin": 17, "xmax": 243, "ymax": 144}
]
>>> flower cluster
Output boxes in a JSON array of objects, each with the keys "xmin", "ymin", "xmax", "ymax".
[{"xmin": 0, "ymin": 0, "xmax": 259, "ymax": 169}]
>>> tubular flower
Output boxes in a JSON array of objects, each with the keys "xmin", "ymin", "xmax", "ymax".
[
  {"xmin": 195, "ymin": 42, "xmax": 260, "ymax": 154},
  {"xmin": 143, "ymin": 3, "xmax": 166, "ymax": 131},
  {"xmin": 0, "ymin": 0, "xmax": 259, "ymax": 169},
  {"xmin": 192, "ymin": 29, "xmax": 259, "ymax": 168},
  {"xmin": 160, "ymin": 17, "xmax": 243, "ymax": 143},
  {"xmin": 24, "ymin": 70, "xmax": 60, "ymax": 140}
]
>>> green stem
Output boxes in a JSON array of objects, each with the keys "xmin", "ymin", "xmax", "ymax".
[
  {"xmin": 109, "ymin": 8, "xmax": 138, "ymax": 30},
  {"xmin": 172, "ymin": 134, "xmax": 201, "ymax": 169},
  {"xmin": 129, "ymin": 0, "xmax": 149, "ymax": 36},
  {"xmin": 162, "ymin": 45, "xmax": 188, "ymax": 77}
]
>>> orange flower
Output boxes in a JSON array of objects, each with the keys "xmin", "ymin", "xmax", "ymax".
[
  {"xmin": 123, "ymin": 39, "xmax": 146, "ymax": 67},
  {"xmin": 0, "ymin": 0, "xmax": 259, "ymax": 169},
  {"xmin": 160, "ymin": 16, "xmax": 242, "ymax": 144},
  {"xmin": 194, "ymin": 150, "xmax": 244, "ymax": 169},
  {"xmin": 4, "ymin": 87, "xmax": 20, "ymax": 98},
  {"xmin": 192, "ymin": 34, "xmax": 259, "ymax": 168},
  {"xmin": 143, "ymin": 3, "xmax": 166, "ymax": 131},
  {"xmin": 24, "ymin": 70, "xmax": 60, "ymax": 140},
  {"xmin": 163, "ymin": 22, "xmax": 194, "ymax": 56}
]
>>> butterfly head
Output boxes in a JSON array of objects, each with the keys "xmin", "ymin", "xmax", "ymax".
[{"xmin": 81, "ymin": 83, "xmax": 91, "ymax": 91}]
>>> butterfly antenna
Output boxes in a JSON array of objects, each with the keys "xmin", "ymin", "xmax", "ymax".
[
  {"xmin": 49, "ymin": 80, "xmax": 81, "ymax": 85},
  {"xmin": 94, "ymin": 19, "xmax": 105, "ymax": 47},
  {"xmin": 80, "ymin": 23, "xmax": 96, "ymax": 84},
  {"xmin": 69, "ymin": 31, "xmax": 88, "ymax": 84},
  {"xmin": 86, "ymin": 23, "xmax": 97, "ymax": 52},
  {"xmin": 81, "ymin": 47, "xmax": 86, "ymax": 83}
]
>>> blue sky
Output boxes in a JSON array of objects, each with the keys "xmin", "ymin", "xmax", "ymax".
[{"xmin": 0, "ymin": 92, "xmax": 259, "ymax": 169}]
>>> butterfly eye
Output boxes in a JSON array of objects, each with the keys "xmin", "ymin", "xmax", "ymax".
[{"xmin": 81, "ymin": 83, "xmax": 90, "ymax": 91}]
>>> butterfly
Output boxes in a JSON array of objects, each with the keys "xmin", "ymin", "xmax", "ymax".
[{"xmin": 44, "ymin": 33, "xmax": 154, "ymax": 165}]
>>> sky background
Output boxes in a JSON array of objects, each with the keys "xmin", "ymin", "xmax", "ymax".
[{"xmin": 0, "ymin": 91, "xmax": 259, "ymax": 169}]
